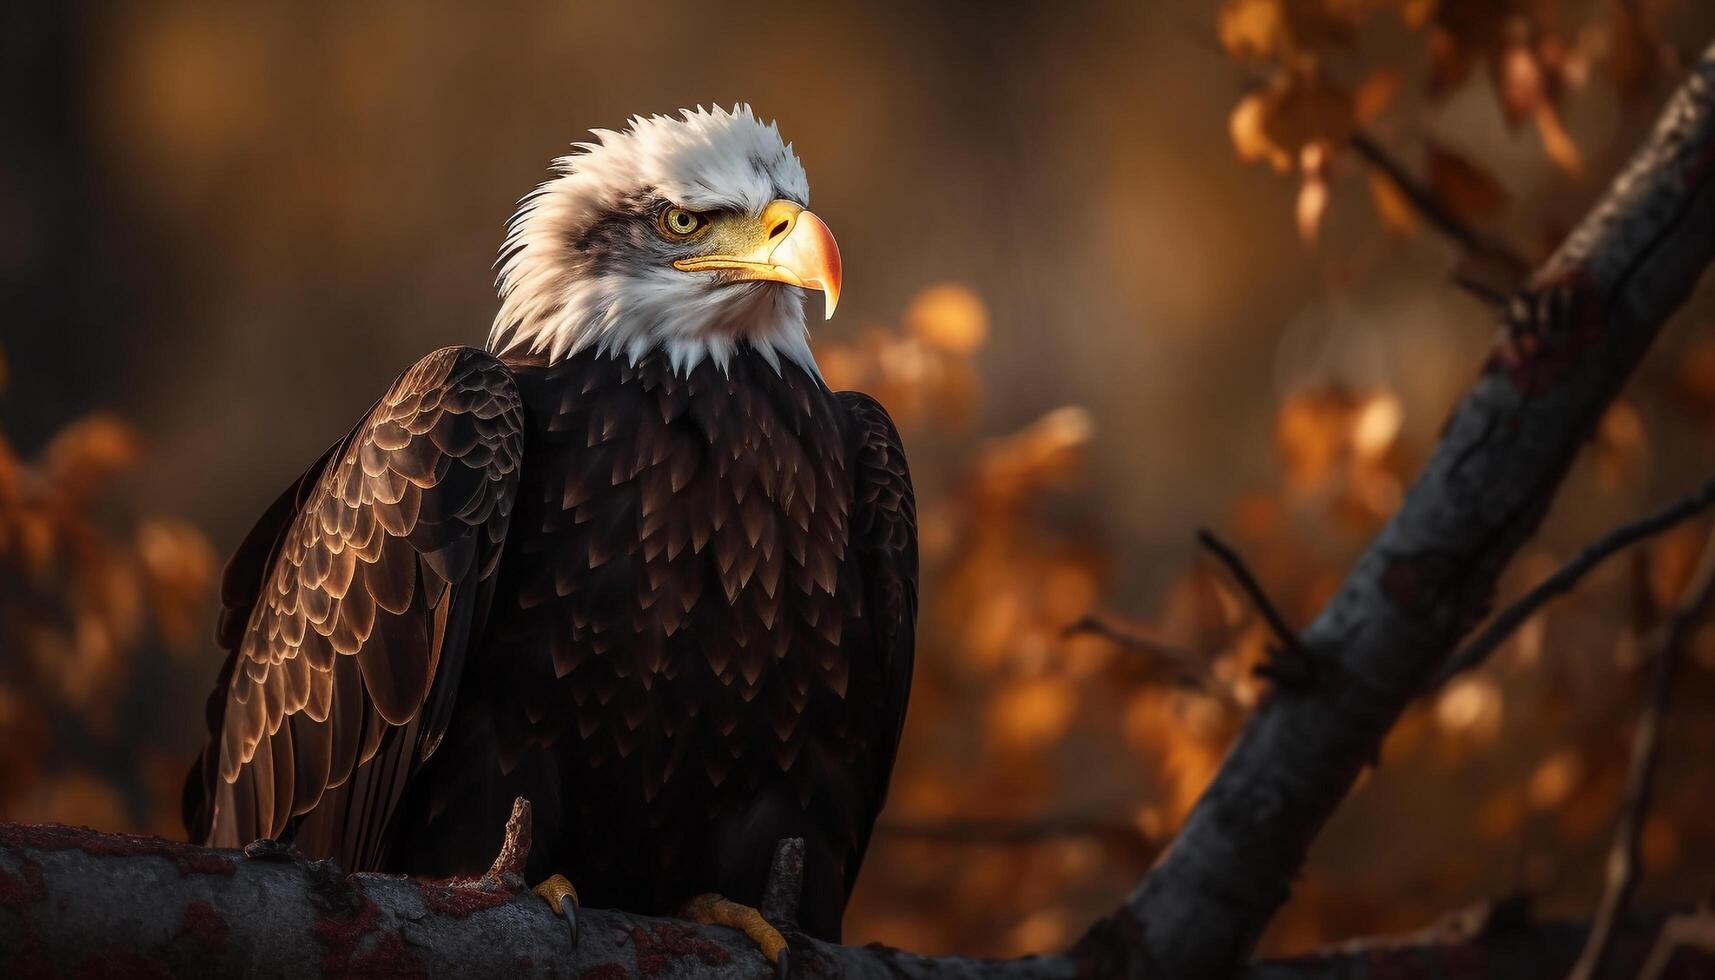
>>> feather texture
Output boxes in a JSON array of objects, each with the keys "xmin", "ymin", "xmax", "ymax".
[
  {"xmin": 186, "ymin": 341, "xmax": 914, "ymax": 943},
  {"xmin": 184, "ymin": 347, "xmax": 524, "ymax": 871}
]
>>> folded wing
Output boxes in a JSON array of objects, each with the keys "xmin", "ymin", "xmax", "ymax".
[{"xmin": 184, "ymin": 347, "xmax": 524, "ymax": 870}]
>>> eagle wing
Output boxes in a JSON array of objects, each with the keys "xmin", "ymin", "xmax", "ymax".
[
  {"xmin": 184, "ymin": 347, "xmax": 524, "ymax": 870},
  {"xmin": 837, "ymin": 390, "xmax": 918, "ymax": 895}
]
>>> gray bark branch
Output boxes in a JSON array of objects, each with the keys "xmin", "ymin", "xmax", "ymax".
[
  {"xmin": 4, "ymin": 33, "xmax": 1714, "ymax": 980},
  {"xmin": 1123, "ymin": 38, "xmax": 1715, "ymax": 979},
  {"xmin": 1431, "ymin": 469, "xmax": 1715, "ymax": 689},
  {"xmin": 3, "ymin": 823, "xmax": 1709, "ymax": 979}
]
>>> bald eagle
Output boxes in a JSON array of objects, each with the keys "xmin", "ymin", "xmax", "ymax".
[{"xmin": 184, "ymin": 106, "xmax": 916, "ymax": 954}]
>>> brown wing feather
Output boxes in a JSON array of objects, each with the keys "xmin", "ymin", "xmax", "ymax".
[
  {"xmin": 835, "ymin": 390, "xmax": 917, "ymax": 896},
  {"xmin": 184, "ymin": 347, "xmax": 523, "ymax": 869}
]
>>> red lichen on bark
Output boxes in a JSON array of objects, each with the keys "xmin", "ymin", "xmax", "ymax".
[
  {"xmin": 1380, "ymin": 557, "xmax": 1430, "ymax": 610},
  {"xmin": 627, "ymin": 920, "xmax": 734, "ymax": 977},
  {"xmin": 0, "ymin": 823, "xmax": 235, "ymax": 877},
  {"xmin": 415, "ymin": 879, "xmax": 513, "ymax": 918},
  {"xmin": 177, "ymin": 899, "xmax": 228, "ymax": 954},
  {"xmin": 580, "ymin": 965, "xmax": 628, "ymax": 980},
  {"xmin": 312, "ymin": 884, "xmax": 428, "ymax": 980},
  {"xmin": 1482, "ymin": 272, "xmax": 1604, "ymax": 397},
  {"xmin": 0, "ymin": 855, "xmax": 47, "ymax": 908}
]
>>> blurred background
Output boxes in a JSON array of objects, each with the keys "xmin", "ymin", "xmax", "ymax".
[{"xmin": 5, "ymin": 0, "xmax": 1715, "ymax": 959}]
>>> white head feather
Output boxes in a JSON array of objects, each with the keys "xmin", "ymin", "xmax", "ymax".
[{"xmin": 488, "ymin": 105, "xmax": 819, "ymax": 376}]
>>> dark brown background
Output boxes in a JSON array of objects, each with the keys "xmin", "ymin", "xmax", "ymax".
[{"xmin": 4, "ymin": 0, "xmax": 1715, "ymax": 959}]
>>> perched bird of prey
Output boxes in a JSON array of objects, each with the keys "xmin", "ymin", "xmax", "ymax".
[{"xmin": 184, "ymin": 105, "xmax": 917, "ymax": 960}]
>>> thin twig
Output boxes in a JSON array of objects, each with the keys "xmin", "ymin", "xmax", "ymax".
[
  {"xmin": 1637, "ymin": 906, "xmax": 1715, "ymax": 980},
  {"xmin": 1195, "ymin": 528, "xmax": 1312, "ymax": 683},
  {"xmin": 1566, "ymin": 523, "xmax": 1715, "ymax": 980},
  {"xmin": 1350, "ymin": 133, "xmax": 1533, "ymax": 284},
  {"xmin": 1063, "ymin": 614, "xmax": 1217, "ymax": 686},
  {"xmin": 1431, "ymin": 473, "xmax": 1715, "ymax": 690}
]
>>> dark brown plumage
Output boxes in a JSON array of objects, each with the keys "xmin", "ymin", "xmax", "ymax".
[{"xmin": 184, "ymin": 341, "xmax": 915, "ymax": 940}]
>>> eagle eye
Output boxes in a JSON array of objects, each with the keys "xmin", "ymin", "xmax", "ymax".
[{"xmin": 658, "ymin": 206, "xmax": 710, "ymax": 241}]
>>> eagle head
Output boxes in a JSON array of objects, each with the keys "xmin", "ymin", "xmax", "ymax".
[{"xmin": 488, "ymin": 105, "xmax": 841, "ymax": 375}]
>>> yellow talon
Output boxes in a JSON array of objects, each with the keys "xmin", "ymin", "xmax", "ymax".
[
  {"xmin": 681, "ymin": 893, "xmax": 787, "ymax": 967},
  {"xmin": 532, "ymin": 874, "xmax": 580, "ymax": 947}
]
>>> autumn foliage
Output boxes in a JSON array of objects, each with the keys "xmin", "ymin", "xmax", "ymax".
[
  {"xmin": 5, "ymin": 0, "xmax": 1715, "ymax": 965},
  {"xmin": 1223, "ymin": 0, "xmax": 1683, "ymax": 246}
]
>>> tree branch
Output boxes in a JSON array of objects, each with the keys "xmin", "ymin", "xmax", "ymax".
[
  {"xmin": 3, "ymin": 822, "xmax": 1708, "ymax": 980},
  {"xmin": 1123, "ymin": 40, "xmax": 1715, "ymax": 979},
  {"xmin": 1349, "ymin": 131, "xmax": 1534, "ymax": 293},
  {"xmin": 1061, "ymin": 613, "xmax": 1230, "ymax": 694},
  {"xmin": 1431, "ymin": 471, "xmax": 1715, "ymax": 690},
  {"xmin": 1195, "ymin": 528, "xmax": 1314, "ymax": 685},
  {"xmin": 8, "ymin": 34, "xmax": 1715, "ymax": 980},
  {"xmin": 1567, "ymin": 524, "xmax": 1715, "ymax": 980}
]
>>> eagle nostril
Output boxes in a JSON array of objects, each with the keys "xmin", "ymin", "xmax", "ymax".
[{"xmin": 769, "ymin": 220, "xmax": 790, "ymax": 239}]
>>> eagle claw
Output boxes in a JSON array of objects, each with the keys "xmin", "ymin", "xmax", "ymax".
[
  {"xmin": 680, "ymin": 893, "xmax": 789, "ymax": 976},
  {"xmin": 532, "ymin": 874, "xmax": 580, "ymax": 948}
]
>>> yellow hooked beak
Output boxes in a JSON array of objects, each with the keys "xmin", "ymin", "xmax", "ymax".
[{"xmin": 673, "ymin": 200, "xmax": 843, "ymax": 320}]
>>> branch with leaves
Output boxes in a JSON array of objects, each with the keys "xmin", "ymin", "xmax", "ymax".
[
  {"xmin": 1120, "ymin": 34, "xmax": 1715, "ymax": 978},
  {"xmin": 5, "ymin": 27, "xmax": 1715, "ymax": 980}
]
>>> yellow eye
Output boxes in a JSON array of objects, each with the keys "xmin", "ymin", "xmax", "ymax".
[{"xmin": 659, "ymin": 206, "xmax": 708, "ymax": 239}]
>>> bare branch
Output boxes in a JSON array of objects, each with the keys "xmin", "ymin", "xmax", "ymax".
[
  {"xmin": 1638, "ymin": 907, "xmax": 1715, "ymax": 980},
  {"xmin": 1431, "ymin": 472, "xmax": 1715, "ymax": 690},
  {"xmin": 3, "ymin": 822, "xmax": 1707, "ymax": 980},
  {"xmin": 1350, "ymin": 132, "xmax": 1533, "ymax": 290},
  {"xmin": 1061, "ymin": 614, "xmax": 1226, "ymax": 693},
  {"xmin": 1567, "ymin": 525, "xmax": 1715, "ymax": 980},
  {"xmin": 1195, "ymin": 528, "xmax": 1314, "ymax": 685},
  {"xmin": 10, "ymin": 35, "xmax": 1714, "ymax": 980},
  {"xmin": 1126, "ymin": 42, "xmax": 1715, "ymax": 978}
]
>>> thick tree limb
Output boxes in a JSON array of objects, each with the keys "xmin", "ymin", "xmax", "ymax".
[
  {"xmin": 7, "ymin": 35, "xmax": 1715, "ymax": 980},
  {"xmin": 1122, "ymin": 40, "xmax": 1715, "ymax": 979},
  {"xmin": 4, "ymin": 823, "xmax": 1710, "ymax": 980}
]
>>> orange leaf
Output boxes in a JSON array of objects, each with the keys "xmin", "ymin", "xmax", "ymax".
[
  {"xmin": 1296, "ymin": 155, "xmax": 1331, "ymax": 245},
  {"xmin": 1367, "ymin": 170, "xmax": 1419, "ymax": 235},
  {"xmin": 1230, "ymin": 69, "xmax": 1355, "ymax": 173},
  {"xmin": 1353, "ymin": 68, "xmax": 1401, "ymax": 125},
  {"xmin": 1219, "ymin": 0, "xmax": 1286, "ymax": 60},
  {"xmin": 1230, "ymin": 92, "xmax": 1291, "ymax": 172},
  {"xmin": 1533, "ymin": 104, "xmax": 1584, "ymax": 177},
  {"xmin": 1496, "ymin": 35, "xmax": 1547, "ymax": 126},
  {"xmin": 1426, "ymin": 142, "xmax": 1508, "ymax": 219}
]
